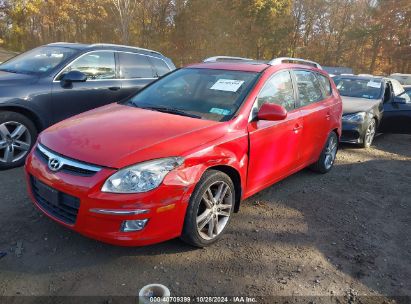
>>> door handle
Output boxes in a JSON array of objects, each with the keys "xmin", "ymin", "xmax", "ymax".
[
  {"xmin": 326, "ymin": 112, "xmax": 331, "ymax": 119},
  {"xmin": 108, "ymin": 86, "xmax": 121, "ymax": 91}
]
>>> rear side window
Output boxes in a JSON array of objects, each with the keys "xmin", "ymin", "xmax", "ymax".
[
  {"xmin": 257, "ymin": 71, "xmax": 295, "ymax": 111},
  {"xmin": 317, "ymin": 73, "xmax": 332, "ymax": 96},
  {"xmin": 150, "ymin": 57, "xmax": 171, "ymax": 76},
  {"xmin": 118, "ymin": 53, "xmax": 154, "ymax": 79},
  {"xmin": 294, "ymin": 70, "xmax": 324, "ymax": 106}
]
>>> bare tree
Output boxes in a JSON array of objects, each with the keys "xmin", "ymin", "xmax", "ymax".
[{"xmin": 110, "ymin": 0, "xmax": 139, "ymax": 44}]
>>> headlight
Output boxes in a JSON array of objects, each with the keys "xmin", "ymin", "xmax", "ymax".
[
  {"xmin": 342, "ymin": 112, "xmax": 366, "ymax": 122},
  {"xmin": 102, "ymin": 157, "xmax": 184, "ymax": 193}
]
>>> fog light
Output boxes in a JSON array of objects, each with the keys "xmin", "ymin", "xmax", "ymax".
[{"xmin": 121, "ymin": 219, "xmax": 148, "ymax": 232}]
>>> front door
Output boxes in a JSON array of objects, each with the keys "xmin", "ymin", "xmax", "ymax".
[
  {"xmin": 51, "ymin": 51, "xmax": 123, "ymax": 123},
  {"xmin": 379, "ymin": 81, "xmax": 411, "ymax": 134},
  {"xmin": 246, "ymin": 70, "xmax": 303, "ymax": 196},
  {"xmin": 380, "ymin": 93, "xmax": 411, "ymax": 134}
]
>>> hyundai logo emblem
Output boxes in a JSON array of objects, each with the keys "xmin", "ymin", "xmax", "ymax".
[{"xmin": 48, "ymin": 158, "xmax": 63, "ymax": 172}]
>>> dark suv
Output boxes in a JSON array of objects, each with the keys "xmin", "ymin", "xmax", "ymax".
[{"xmin": 0, "ymin": 43, "xmax": 175, "ymax": 169}]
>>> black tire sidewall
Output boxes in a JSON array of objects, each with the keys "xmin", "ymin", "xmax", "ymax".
[
  {"xmin": 181, "ymin": 170, "xmax": 235, "ymax": 247},
  {"xmin": 0, "ymin": 111, "xmax": 37, "ymax": 169}
]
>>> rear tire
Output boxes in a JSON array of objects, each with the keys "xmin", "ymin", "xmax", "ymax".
[
  {"xmin": 310, "ymin": 132, "xmax": 338, "ymax": 174},
  {"xmin": 0, "ymin": 111, "xmax": 37, "ymax": 170},
  {"xmin": 181, "ymin": 170, "xmax": 235, "ymax": 247}
]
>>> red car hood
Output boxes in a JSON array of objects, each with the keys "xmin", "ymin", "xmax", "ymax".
[{"xmin": 39, "ymin": 103, "xmax": 224, "ymax": 168}]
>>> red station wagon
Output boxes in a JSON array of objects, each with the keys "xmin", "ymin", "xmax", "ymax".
[{"xmin": 25, "ymin": 57, "xmax": 342, "ymax": 247}]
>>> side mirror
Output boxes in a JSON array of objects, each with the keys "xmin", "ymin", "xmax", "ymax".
[
  {"xmin": 393, "ymin": 96, "xmax": 407, "ymax": 104},
  {"xmin": 257, "ymin": 103, "xmax": 287, "ymax": 121},
  {"xmin": 61, "ymin": 70, "xmax": 87, "ymax": 84}
]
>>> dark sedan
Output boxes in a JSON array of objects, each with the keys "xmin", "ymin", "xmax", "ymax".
[
  {"xmin": 333, "ymin": 76, "xmax": 410, "ymax": 148},
  {"xmin": 0, "ymin": 43, "xmax": 175, "ymax": 169}
]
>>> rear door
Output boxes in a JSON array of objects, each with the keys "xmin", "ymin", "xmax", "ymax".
[
  {"xmin": 51, "ymin": 51, "xmax": 123, "ymax": 123},
  {"xmin": 380, "ymin": 80, "xmax": 411, "ymax": 133},
  {"xmin": 292, "ymin": 70, "xmax": 332, "ymax": 165},
  {"xmin": 117, "ymin": 52, "xmax": 158, "ymax": 100},
  {"xmin": 247, "ymin": 70, "xmax": 303, "ymax": 195}
]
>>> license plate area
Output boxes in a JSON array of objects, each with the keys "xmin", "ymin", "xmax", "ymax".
[{"xmin": 36, "ymin": 180, "xmax": 59, "ymax": 206}]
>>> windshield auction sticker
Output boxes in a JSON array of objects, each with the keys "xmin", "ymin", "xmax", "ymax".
[
  {"xmin": 366, "ymin": 81, "xmax": 381, "ymax": 88},
  {"xmin": 210, "ymin": 79, "xmax": 244, "ymax": 92}
]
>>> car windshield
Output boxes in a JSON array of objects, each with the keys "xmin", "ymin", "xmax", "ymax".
[
  {"xmin": 333, "ymin": 77, "xmax": 383, "ymax": 99},
  {"xmin": 0, "ymin": 46, "xmax": 77, "ymax": 75},
  {"xmin": 128, "ymin": 68, "xmax": 259, "ymax": 121}
]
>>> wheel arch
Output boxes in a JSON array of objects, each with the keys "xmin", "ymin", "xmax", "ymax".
[{"xmin": 0, "ymin": 105, "xmax": 45, "ymax": 132}]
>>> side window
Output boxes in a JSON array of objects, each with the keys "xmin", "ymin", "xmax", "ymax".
[
  {"xmin": 317, "ymin": 73, "xmax": 332, "ymax": 97},
  {"xmin": 118, "ymin": 53, "xmax": 154, "ymax": 79},
  {"xmin": 60, "ymin": 51, "xmax": 116, "ymax": 80},
  {"xmin": 150, "ymin": 57, "xmax": 171, "ymax": 77},
  {"xmin": 294, "ymin": 70, "xmax": 324, "ymax": 107},
  {"xmin": 256, "ymin": 71, "xmax": 295, "ymax": 111}
]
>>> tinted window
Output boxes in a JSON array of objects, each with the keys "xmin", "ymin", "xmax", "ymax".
[
  {"xmin": 317, "ymin": 73, "xmax": 332, "ymax": 96},
  {"xmin": 0, "ymin": 46, "xmax": 76, "ymax": 75},
  {"xmin": 61, "ymin": 51, "xmax": 116, "ymax": 80},
  {"xmin": 294, "ymin": 70, "xmax": 324, "ymax": 106},
  {"xmin": 150, "ymin": 57, "xmax": 171, "ymax": 76},
  {"xmin": 257, "ymin": 71, "xmax": 295, "ymax": 111},
  {"xmin": 119, "ymin": 53, "xmax": 154, "ymax": 78},
  {"xmin": 129, "ymin": 68, "xmax": 259, "ymax": 121}
]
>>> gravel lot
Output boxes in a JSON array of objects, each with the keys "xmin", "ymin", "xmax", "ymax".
[{"xmin": 0, "ymin": 134, "xmax": 410, "ymax": 303}]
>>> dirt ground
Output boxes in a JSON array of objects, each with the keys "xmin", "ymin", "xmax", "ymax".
[{"xmin": 0, "ymin": 134, "xmax": 410, "ymax": 303}]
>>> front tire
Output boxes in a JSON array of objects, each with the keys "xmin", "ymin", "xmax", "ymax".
[
  {"xmin": 310, "ymin": 132, "xmax": 338, "ymax": 174},
  {"xmin": 181, "ymin": 170, "xmax": 235, "ymax": 247},
  {"xmin": 0, "ymin": 111, "xmax": 37, "ymax": 170},
  {"xmin": 360, "ymin": 118, "xmax": 376, "ymax": 148}
]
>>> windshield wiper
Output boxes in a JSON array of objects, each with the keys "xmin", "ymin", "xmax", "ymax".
[{"xmin": 137, "ymin": 105, "xmax": 202, "ymax": 119}]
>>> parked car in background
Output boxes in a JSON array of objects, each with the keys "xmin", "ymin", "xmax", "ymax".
[
  {"xmin": 0, "ymin": 42, "xmax": 175, "ymax": 169},
  {"xmin": 333, "ymin": 75, "xmax": 410, "ymax": 148},
  {"xmin": 389, "ymin": 73, "xmax": 411, "ymax": 85},
  {"xmin": 25, "ymin": 57, "xmax": 342, "ymax": 247}
]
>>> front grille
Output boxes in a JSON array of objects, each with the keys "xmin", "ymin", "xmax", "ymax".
[
  {"xmin": 30, "ymin": 176, "xmax": 80, "ymax": 225},
  {"xmin": 35, "ymin": 144, "xmax": 101, "ymax": 177}
]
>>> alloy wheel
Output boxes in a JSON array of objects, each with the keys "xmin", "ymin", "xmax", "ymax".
[
  {"xmin": 196, "ymin": 181, "xmax": 233, "ymax": 240},
  {"xmin": 0, "ymin": 121, "xmax": 31, "ymax": 164},
  {"xmin": 324, "ymin": 134, "xmax": 338, "ymax": 170},
  {"xmin": 365, "ymin": 120, "xmax": 376, "ymax": 147}
]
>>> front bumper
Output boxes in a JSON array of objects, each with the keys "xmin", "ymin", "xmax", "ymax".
[
  {"xmin": 25, "ymin": 149, "xmax": 194, "ymax": 246},
  {"xmin": 340, "ymin": 121, "xmax": 366, "ymax": 144}
]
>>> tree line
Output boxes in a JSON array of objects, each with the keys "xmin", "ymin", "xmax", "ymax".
[{"xmin": 0, "ymin": 0, "xmax": 410, "ymax": 74}]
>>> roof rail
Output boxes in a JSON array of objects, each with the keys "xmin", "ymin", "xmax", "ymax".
[
  {"xmin": 47, "ymin": 42, "xmax": 81, "ymax": 45},
  {"xmin": 268, "ymin": 57, "xmax": 322, "ymax": 69},
  {"xmin": 90, "ymin": 43, "xmax": 162, "ymax": 55},
  {"xmin": 203, "ymin": 56, "xmax": 253, "ymax": 63}
]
